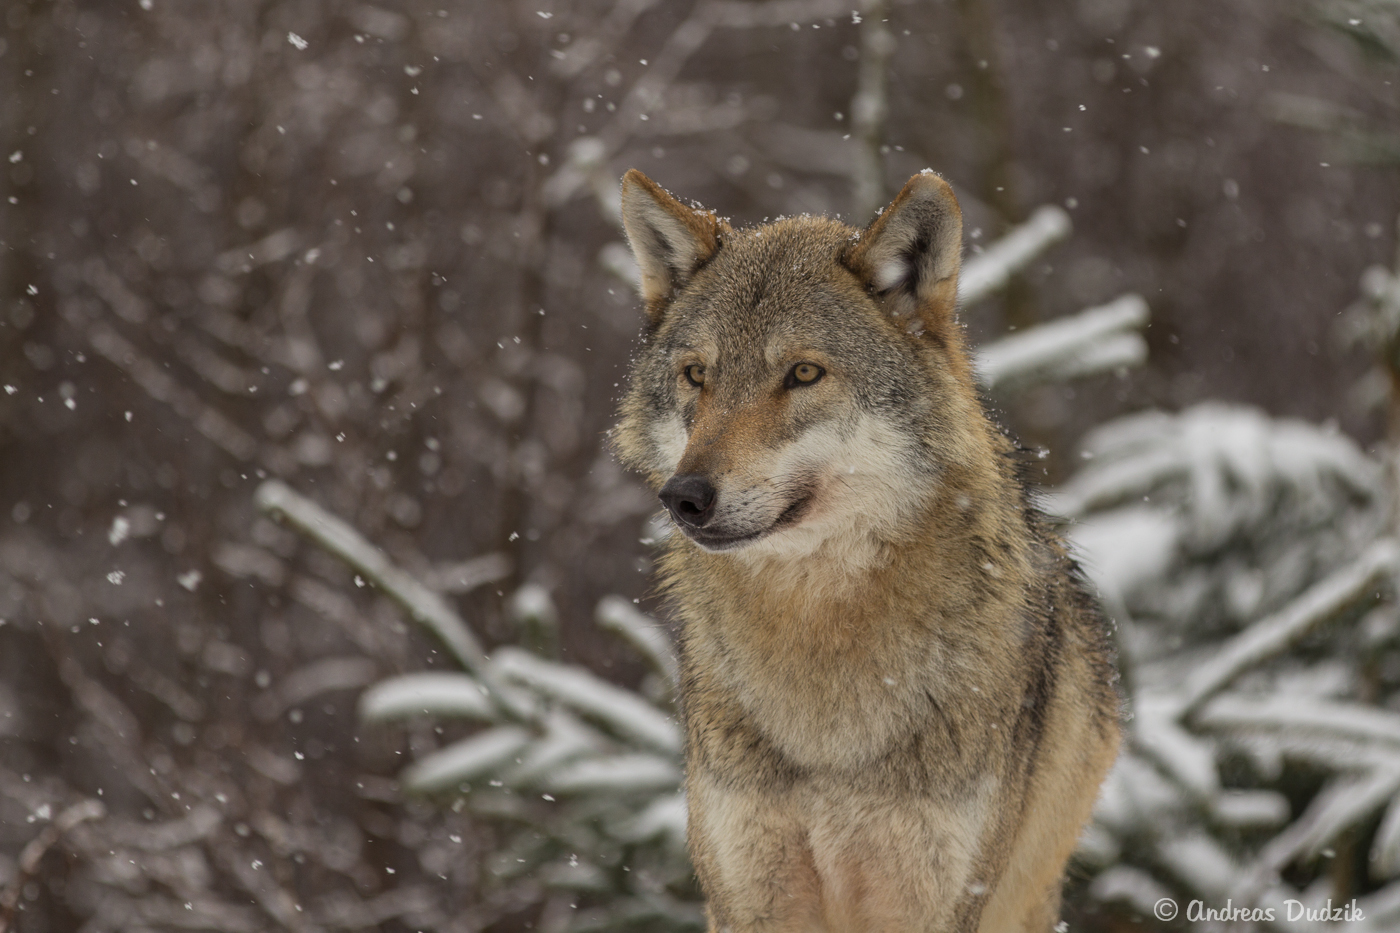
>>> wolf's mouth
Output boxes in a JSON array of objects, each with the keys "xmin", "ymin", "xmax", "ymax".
[{"xmin": 680, "ymin": 493, "xmax": 813, "ymax": 552}]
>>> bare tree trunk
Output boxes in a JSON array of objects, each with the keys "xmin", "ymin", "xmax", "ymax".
[
  {"xmin": 849, "ymin": 0, "xmax": 893, "ymax": 222},
  {"xmin": 1, "ymin": 1, "xmax": 45, "ymax": 392},
  {"xmin": 955, "ymin": 0, "xmax": 1036, "ymax": 333}
]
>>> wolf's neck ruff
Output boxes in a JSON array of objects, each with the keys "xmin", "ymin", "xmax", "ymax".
[{"xmin": 612, "ymin": 169, "xmax": 1120, "ymax": 933}]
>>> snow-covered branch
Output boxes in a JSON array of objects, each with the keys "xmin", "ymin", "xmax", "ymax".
[
  {"xmin": 959, "ymin": 204, "xmax": 1072, "ymax": 306},
  {"xmin": 595, "ymin": 595, "xmax": 678, "ymax": 690},
  {"xmin": 400, "ymin": 726, "xmax": 535, "ymax": 794},
  {"xmin": 974, "ymin": 293, "xmax": 1149, "ymax": 394},
  {"xmin": 358, "ymin": 672, "xmax": 497, "ymax": 724},
  {"xmin": 254, "ymin": 480, "xmax": 532, "ymax": 724},
  {"xmin": 1235, "ymin": 766, "xmax": 1400, "ymax": 901},
  {"xmin": 1176, "ymin": 538, "xmax": 1400, "ymax": 719},
  {"xmin": 1194, "ymin": 694, "xmax": 1400, "ymax": 752},
  {"xmin": 493, "ymin": 647, "xmax": 682, "ymax": 755}
]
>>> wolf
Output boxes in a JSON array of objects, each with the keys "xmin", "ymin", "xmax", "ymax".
[{"xmin": 612, "ymin": 168, "xmax": 1121, "ymax": 933}]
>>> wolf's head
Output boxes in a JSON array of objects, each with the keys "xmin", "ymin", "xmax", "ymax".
[{"xmin": 613, "ymin": 170, "xmax": 991, "ymax": 566}]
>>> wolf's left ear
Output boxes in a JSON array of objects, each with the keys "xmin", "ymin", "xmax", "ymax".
[
  {"xmin": 620, "ymin": 169, "xmax": 724, "ymax": 323},
  {"xmin": 845, "ymin": 172, "xmax": 962, "ymax": 339}
]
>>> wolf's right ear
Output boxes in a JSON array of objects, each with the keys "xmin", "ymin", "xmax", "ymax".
[
  {"xmin": 620, "ymin": 170, "xmax": 724, "ymax": 323},
  {"xmin": 845, "ymin": 172, "xmax": 963, "ymax": 341}
]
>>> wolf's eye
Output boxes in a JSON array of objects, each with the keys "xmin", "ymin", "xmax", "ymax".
[
  {"xmin": 683, "ymin": 364, "xmax": 706, "ymax": 387},
  {"xmin": 785, "ymin": 363, "xmax": 825, "ymax": 388}
]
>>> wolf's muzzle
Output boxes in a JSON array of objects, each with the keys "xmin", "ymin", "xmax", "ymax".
[{"xmin": 659, "ymin": 473, "xmax": 717, "ymax": 528}]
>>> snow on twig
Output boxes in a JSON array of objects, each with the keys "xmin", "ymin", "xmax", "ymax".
[
  {"xmin": 1194, "ymin": 694, "xmax": 1400, "ymax": 752},
  {"xmin": 400, "ymin": 726, "xmax": 534, "ymax": 794},
  {"xmin": 613, "ymin": 792, "xmax": 688, "ymax": 846},
  {"xmin": 493, "ymin": 647, "xmax": 682, "ymax": 756},
  {"xmin": 424, "ymin": 552, "xmax": 513, "ymax": 594},
  {"xmin": 1131, "ymin": 698, "xmax": 1220, "ymax": 798},
  {"xmin": 1049, "ymin": 402, "xmax": 1381, "ymax": 528},
  {"xmin": 253, "ymin": 656, "xmax": 378, "ymax": 722},
  {"xmin": 1236, "ymin": 766, "xmax": 1400, "ymax": 900},
  {"xmin": 254, "ymin": 480, "xmax": 532, "ymax": 725},
  {"xmin": 1298, "ymin": 767, "xmax": 1400, "ymax": 862},
  {"xmin": 1089, "ymin": 866, "xmax": 1177, "ymax": 920},
  {"xmin": 502, "ymin": 710, "xmax": 609, "ymax": 788},
  {"xmin": 359, "ymin": 672, "xmax": 497, "ymax": 724},
  {"xmin": 1156, "ymin": 832, "xmax": 1243, "ymax": 900},
  {"xmin": 974, "ymin": 293, "xmax": 1149, "ymax": 393},
  {"xmin": 958, "ymin": 204, "xmax": 1072, "ymax": 306},
  {"xmin": 543, "ymin": 754, "xmax": 683, "ymax": 796},
  {"xmin": 595, "ymin": 595, "xmax": 678, "ymax": 689},
  {"xmin": 1176, "ymin": 538, "xmax": 1400, "ymax": 719}
]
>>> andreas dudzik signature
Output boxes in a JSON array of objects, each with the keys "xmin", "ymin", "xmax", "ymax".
[{"xmin": 1153, "ymin": 897, "xmax": 1365, "ymax": 924}]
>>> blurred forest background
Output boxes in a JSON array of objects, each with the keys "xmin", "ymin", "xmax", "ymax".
[{"xmin": 6, "ymin": 0, "xmax": 1400, "ymax": 930}]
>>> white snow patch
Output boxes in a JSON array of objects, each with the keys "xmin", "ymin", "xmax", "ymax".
[{"xmin": 1069, "ymin": 507, "xmax": 1178, "ymax": 604}]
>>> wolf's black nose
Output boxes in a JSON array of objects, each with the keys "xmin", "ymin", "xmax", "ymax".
[{"xmin": 659, "ymin": 474, "xmax": 717, "ymax": 527}]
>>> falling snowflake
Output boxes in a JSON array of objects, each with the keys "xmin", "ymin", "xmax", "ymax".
[
  {"xmin": 108, "ymin": 516, "xmax": 130, "ymax": 546},
  {"xmin": 287, "ymin": 32, "xmax": 308, "ymax": 51}
]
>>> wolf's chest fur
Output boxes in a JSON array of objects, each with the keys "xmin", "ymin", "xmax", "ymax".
[
  {"xmin": 612, "ymin": 169, "xmax": 1120, "ymax": 932},
  {"xmin": 675, "ymin": 531, "xmax": 1031, "ymax": 778}
]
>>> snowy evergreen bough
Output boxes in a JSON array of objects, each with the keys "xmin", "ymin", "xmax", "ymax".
[
  {"xmin": 1069, "ymin": 255, "xmax": 1400, "ymax": 926},
  {"xmin": 257, "ymin": 479, "xmax": 700, "ymax": 931}
]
